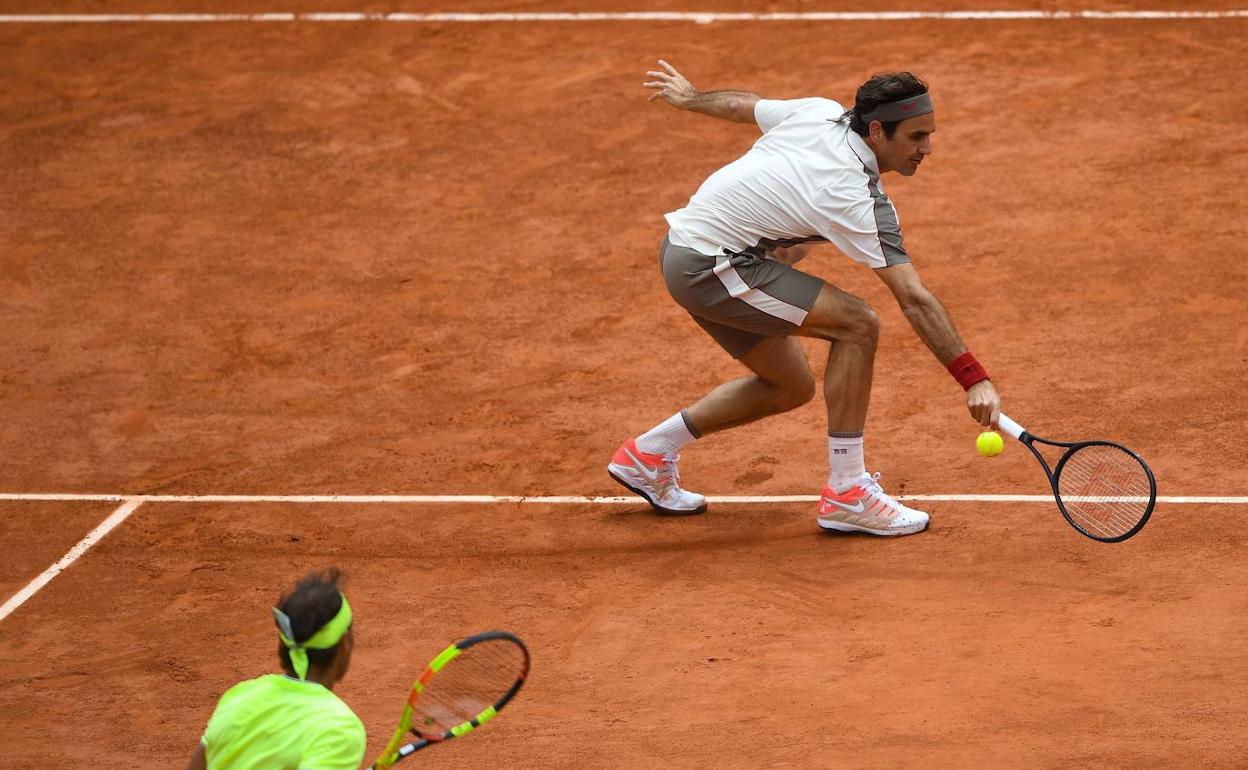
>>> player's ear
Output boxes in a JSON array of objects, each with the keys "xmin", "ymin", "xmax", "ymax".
[
  {"xmin": 868, "ymin": 119, "xmax": 886, "ymax": 143},
  {"xmin": 332, "ymin": 630, "xmax": 354, "ymax": 680}
]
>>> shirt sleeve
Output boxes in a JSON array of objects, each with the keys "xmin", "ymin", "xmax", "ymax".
[
  {"xmin": 812, "ymin": 173, "xmax": 910, "ymax": 268},
  {"xmin": 299, "ymin": 714, "xmax": 367, "ymax": 770},
  {"xmin": 200, "ymin": 693, "xmax": 230, "ymax": 751},
  {"xmin": 754, "ymin": 97, "xmax": 844, "ymax": 133}
]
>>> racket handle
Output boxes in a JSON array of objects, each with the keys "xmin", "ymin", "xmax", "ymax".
[{"xmin": 997, "ymin": 413, "xmax": 1025, "ymax": 440}]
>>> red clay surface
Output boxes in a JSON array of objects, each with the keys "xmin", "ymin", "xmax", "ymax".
[
  {"xmin": 2, "ymin": 9, "xmax": 1247, "ymax": 770},
  {"xmin": 0, "ymin": 501, "xmax": 118, "ymax": 599},
  {"xmin": 17, "ymin": 1, "xmax": 1248, "ymax": 13}
]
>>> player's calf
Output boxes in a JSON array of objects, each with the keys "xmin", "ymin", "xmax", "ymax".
[{"xmin": 759, "ymin": 369, "xmax": 817, "ymax": 414}]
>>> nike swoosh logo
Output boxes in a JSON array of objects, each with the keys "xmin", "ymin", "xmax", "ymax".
[
  {"xmin": 822, "ymin": 498, "xmax": 865, "ymax": 514},
  {"xmin": 625, "ymin": 448, "xmax": 663, "ymax": 483}
]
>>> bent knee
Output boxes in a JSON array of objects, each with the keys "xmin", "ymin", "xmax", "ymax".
[
  {"xmin": 804, "ymin": 296, "xmax": 880, "ymax": 345},
  {"xmin": 831, "ymin": 297, "xmax": 879, "ymax": 346},
  {"xmin": 774, "ymin": 368, "xmax": 817, "ymax": 411},
  {"xmin": 850, "ymin": 305, "xmax": 881, "ymax": 345}
]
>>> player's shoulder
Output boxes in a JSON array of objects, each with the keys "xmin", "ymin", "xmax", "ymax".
[
  {"xmin": 755, "ymin": 96, "xmax": 847, "ymax": 136},
  {"xmin": 218, "ymin": 673, "xmax": 280, "ymax": 703},
  {"xmin": 206, "ymin": 674, "xmax": 285, "ymax": 733},
  {"xmin": 812, "ymin": 147, "xmax": 881, "ymax": 202},
  {"xmin": 764, "ymin": 96, "xmax": 845, "ymax": 118},
  {"xmin": 299, "ymin": 701, "xmax": 367, "ymax": 770},
  {"xmin": 306, "ymin": 697, "xmax": 367, "ymax": 753},
  {"xmin": 806, "ymin": 96, "xmax": 846, "ymax": 114},
  {"xmin": 310, "ymin": 685, "xmax": 365, "ymax": 730}
]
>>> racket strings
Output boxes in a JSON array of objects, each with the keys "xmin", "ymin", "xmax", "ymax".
[
  {"xmin": 1057, "ymin": 444, "xmax": 1151, "ymax": 539},
  {"xmin": 412, "ymin": 641, "xmax": 526, "ymax": 735}
]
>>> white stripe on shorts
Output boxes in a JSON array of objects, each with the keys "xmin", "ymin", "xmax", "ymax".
[{"xmin": 712, "ymin": 256, "xmax": 809, "ymax": 326}]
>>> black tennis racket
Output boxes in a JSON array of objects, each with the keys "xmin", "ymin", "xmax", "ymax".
[
  {"xmin": 998, "ymin": 413, "xmax": 1157, "ymax": 542},
  {"xmin": 371, "ymin": 631, "xmax": 530, "ymax": 769}
]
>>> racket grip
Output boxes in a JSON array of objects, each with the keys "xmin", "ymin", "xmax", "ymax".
[{"xmin": 997, "ymin": 413, "xmax": 1025, "ymax": 440}]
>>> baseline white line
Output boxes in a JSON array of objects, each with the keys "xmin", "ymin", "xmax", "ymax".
[
  {"xmin": 0, "ymin": 498, "xmax": 144, "ymax": 623},
  {"xmin": 0, "ymin": 493, "xmax": 1244, "ymax": 504},
  {"xmin": 0, "ymin": 10, "xmax": 1246, "ymax": 23}
]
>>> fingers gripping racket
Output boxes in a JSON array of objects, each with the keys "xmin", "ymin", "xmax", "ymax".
[
  {"xmin": 371, "ymin": 631, "xmax": 530, "ymax": 769},
  {"xmin": 997, "ymin": 413, "xmax": 1157, "ymax": 542}
]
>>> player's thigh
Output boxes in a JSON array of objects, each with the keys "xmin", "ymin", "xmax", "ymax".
[
  {"xmin": 687, "ymin": 314, "xmax": 771, "ymax": 359},
  {"xmin": 795, "ymin": 282, "xmax": 879, "ymax": 343},
  {"xmin": 661, "ymin": 236, "xmax": 824, "ymax": 350},
  {"xmin": 737, "ymin": 335, "xmax": 815, "ymax": 390}
]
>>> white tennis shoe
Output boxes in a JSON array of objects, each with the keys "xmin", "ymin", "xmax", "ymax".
[
  {"xmin": 817, "ymin": 472, "xmax": 929, "ymax": 536},
  {"xmin": 608, "ymin": 438, "xmax": 707, "ymax": 515}
]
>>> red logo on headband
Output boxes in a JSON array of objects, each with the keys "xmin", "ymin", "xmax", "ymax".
[{"xmin": 902, "ymin": 102, "xmax": 918, "ymax": 112}]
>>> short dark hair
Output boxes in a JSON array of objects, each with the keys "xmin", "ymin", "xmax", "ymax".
[
  {"xmin": 275, "ymin": 568, "xmax": 347, "ymax": 675},
  {"xmin": 840, "ymin": 72, "xmax": 930, "ymax": 139}
]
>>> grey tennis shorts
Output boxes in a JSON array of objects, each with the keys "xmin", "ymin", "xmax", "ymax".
[{"xmin": 659, "ymin": 233, "xmax": 824, "ymax": 358}]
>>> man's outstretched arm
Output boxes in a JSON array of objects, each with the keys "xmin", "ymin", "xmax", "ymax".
[
  {"xmin": 644, "ymin": 59, "xmax": 761, "ymax": 123},
  {"xmin": 874, "ymin": 262, "xmax": 1002, "ymax": 427}
]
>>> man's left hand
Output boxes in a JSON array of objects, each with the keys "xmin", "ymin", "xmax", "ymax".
[{"xmin": 644, "ymin": 60, "xmax": 698, "ymax": 107}]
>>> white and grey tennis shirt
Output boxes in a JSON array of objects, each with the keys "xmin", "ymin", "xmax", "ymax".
[{"xmin": 664, "ymin": 97, "xmax": 908, "ymax": 268}]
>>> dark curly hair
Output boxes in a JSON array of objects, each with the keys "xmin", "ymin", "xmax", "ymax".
[
  {"xmin": 275, "ymin": 567, "xmax": 347, "ymax": 675},
  {"xmin": 839, "ymin": 72, "xmax": 930, "ymax": 139}
]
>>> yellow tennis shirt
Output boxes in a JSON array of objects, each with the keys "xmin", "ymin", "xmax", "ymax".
[{"xmin": 201, "ymin": 674, "xmax": 366, "ymax": 770}]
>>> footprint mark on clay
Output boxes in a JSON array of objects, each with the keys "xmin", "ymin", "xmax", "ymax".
[{"xmin": 734, "ymin": 469, "xmax": 773, "ymax": 486}]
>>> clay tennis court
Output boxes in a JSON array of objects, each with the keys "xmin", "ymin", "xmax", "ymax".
[{"xmin": 3, "ymin": 3, "xmax": 1248, "ymax": 767}]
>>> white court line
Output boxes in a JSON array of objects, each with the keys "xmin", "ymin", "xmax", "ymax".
[
  {"xmin": 1, "ymin": 10, "xmax": 1247, "ymax": 23},
  {"xmin": 0, "ymin": 491, "xmax": 1237, "ymax": 622},
  {"xmin": 0, "ymin": 493, "xmax": 1244, "ymax": 504},
  {"xmin": 0, "ymin": 498, "xmax": 143, "ymax": 623}
]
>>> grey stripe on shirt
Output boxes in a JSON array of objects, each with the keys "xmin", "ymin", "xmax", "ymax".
[{"xmin": 865, "ymin": 177, "xmax": 909, "ymax": 266}]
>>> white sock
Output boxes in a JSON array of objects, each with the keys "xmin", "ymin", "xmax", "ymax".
[
  {"xmin": 827, "ymin": 432, "xmax": 866, "ymax": 492},
  {"xmin": 636, "ymin": 411, "xmax": 700, "ymax": 456}
]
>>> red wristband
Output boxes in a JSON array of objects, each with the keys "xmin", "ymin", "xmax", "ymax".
[{"xmin": 947, "ymin": 352, "xmax": 990, "ymax": 391}]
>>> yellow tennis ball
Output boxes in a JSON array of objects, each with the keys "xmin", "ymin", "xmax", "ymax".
[{"xmin": 976, "ymin": 431, "xmax": 1004, "ymax": 457}]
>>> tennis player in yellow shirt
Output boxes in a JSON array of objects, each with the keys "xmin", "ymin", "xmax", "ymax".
[{"xmin": 186, "ymin": 569, "xmax": 366, "ymax": 770}]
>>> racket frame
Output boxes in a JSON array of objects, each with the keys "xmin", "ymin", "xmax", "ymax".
[
  {"xmin": 372, "ymin": 630, "xmax": 530, "ymax": 769},
  {"xmin": 998, "ymin": 413, "xmax": 1157, "ymax": 543}
]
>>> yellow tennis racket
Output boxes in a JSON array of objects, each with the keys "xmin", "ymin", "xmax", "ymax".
[{"xmin": 371, "ymin": 631, "xmax": 530, "ymax": 769}]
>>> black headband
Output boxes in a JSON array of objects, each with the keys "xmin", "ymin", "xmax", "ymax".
[{"xmin": 861, "ymin": 93, "xmax": 933, "ymax": 125}]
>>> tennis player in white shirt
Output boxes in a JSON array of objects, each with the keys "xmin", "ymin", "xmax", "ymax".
[{"xmin": 608, "ymin": 61, "xmax": 1001, "ymax": 536}]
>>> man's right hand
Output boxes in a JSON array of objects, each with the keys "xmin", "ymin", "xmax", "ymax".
[
  {"xmin": 644, "ymin": 60, "xmax": 698, "ymax": 108},
  {"xmin": 967, "ymin": 380, "xmax": 1002, "ymax": 428}
]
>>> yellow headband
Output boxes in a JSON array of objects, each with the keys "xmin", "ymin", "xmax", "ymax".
[{"xmin": 273, "ymin": 593, "xmax": 352, "ymax": 679}]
